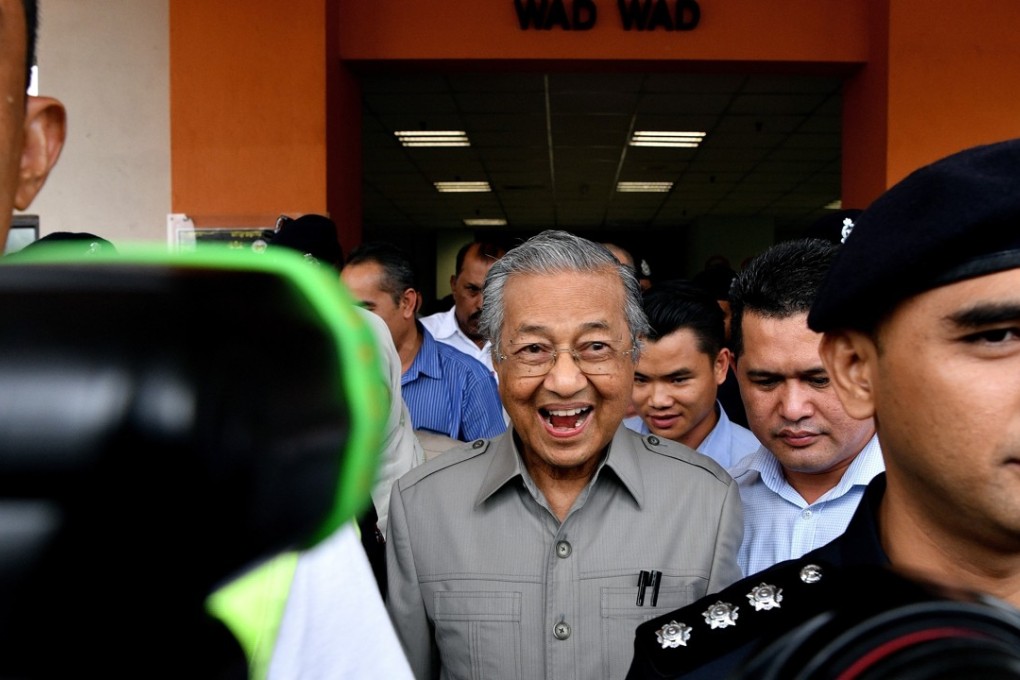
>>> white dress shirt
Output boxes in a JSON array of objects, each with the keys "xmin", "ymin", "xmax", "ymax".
[{"xmin": 420, "ymin": 307, "xmax": 495, "ymax": 375}]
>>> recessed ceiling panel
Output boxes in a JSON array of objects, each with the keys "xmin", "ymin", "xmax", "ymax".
[{"xmin": 361, "ymin": 71, "xmax": 844, "ymax": 233}]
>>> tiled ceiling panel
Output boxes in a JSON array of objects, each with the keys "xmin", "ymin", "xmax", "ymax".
[{"xmin": 361, "ymin": 72, "xmax": 844, "ymax": 235}]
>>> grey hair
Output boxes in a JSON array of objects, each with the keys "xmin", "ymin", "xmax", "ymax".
[{"xmin": 479, "ymin": 230, "xmax": 650, "ymax": 357}]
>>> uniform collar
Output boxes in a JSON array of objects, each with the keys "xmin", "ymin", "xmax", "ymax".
[{"xmin": 474, "ymin": 425, "xmax": 644, "ymax": 510}]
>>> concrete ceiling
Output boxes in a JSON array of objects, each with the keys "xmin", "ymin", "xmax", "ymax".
[{"xmin": 361, "ymin": 71, "xmax": 844, "ymax": 240}]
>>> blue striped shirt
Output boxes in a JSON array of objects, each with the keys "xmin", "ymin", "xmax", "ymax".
[
  {"xmin": 729, "ymin": 434, "xmax": 884, "ymax": 577},
  {"xmin": 401, "ymin": 327, "xmax": 506, "ymax": 442}
]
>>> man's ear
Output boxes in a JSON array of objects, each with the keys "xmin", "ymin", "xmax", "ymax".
[
  {"xmin": 15, "ymin": 96, "xmax": 66, "ymax": 210},
  {"xmin": 449, "ymin": 273, "xmax": 457, "ymax": 293},
  {"xmin": 399, "ymin": 288, "xmax": 419, "ymax": 320},
  {"xmin": 819, "ymin": 330, "xmax": 877, "ymax": 420},
  {"xmin": 713, "ymin": 347, "xmax": 731, "ymax": 386}
]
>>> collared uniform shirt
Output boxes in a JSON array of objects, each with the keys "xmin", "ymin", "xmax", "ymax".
[
  {"xmin": 420, "ymin": 307, "xmax": 495, "ymax": 376},
  {"xmin": 729, "ymin": 434, "xmax": 884, "ymax": 577},
  {"xmin": 386, "ymin": 426, "xmax": 744, "ymax": 680},
  {"xmin": 401, "ymin": 326, "xmax": 505, "ymax": 442},
  {"xmin": 624, "ymin": 403, "xmax": 760, "ymax": 470}
]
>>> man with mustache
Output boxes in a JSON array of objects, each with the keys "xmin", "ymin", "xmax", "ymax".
[
  {"xmin": 421, "ymin": 240, "xmax": 505, "ymax": 376},
  {"xmin": 342, "ymin": 241, "xmax": 505, "ymax": 442},
  {"xmin": 727, "ymin": 239, "xmax": 882, "ymax": 577}
]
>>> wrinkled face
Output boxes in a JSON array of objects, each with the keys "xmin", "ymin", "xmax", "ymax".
[
  {"xmin": 451, "ymin": 245, "xmax": 497, "ymax": 344},
  {"xmin": 633, "ymin": 328, "xmax": 727, "ymax": 449},
  {"xmin": 496, "ymin": 268, "xmax": 634, "ymax": 476},
  {"xmin": 340, "ymin": 260, "xmax": 408, "ymax": 343},
  {"xmin": 867, "ymin": 269, "xmax": 1020, "ymax": 551},
  {"xmin": 737, "ymin": 311, "xmax": 874, "ymax": 476}
]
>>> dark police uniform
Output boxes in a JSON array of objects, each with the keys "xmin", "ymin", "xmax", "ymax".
[{"xmin": 626, "ymin": 475, "xmax": 889, "ymax": 679}]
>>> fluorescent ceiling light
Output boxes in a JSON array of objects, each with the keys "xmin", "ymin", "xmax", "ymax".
[
  {"xmin": 435, "ymin": 181, "xmax": 491, "ymax": 193},
  {"xmin": 617, "ymin": 181, "xmax": 674, "ymax": 193},
  {"xmin": 824, "ymin": 199, "xmax": 843, "ymax": 210},
  {"xmin": 630, "ymin": 131, "xmax": 706, "ymax": 148},
  {"xmin": 463, "ymin": 218, "xmax": 507, "ymax": 226},
  {"xmin": 395, "ymin": 130, "xmax": 470, "ymax": 147}
]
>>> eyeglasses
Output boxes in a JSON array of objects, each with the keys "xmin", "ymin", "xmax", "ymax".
[{"xmin": 496, "ymin": 339, "xmax": 636, "ymax": 377}]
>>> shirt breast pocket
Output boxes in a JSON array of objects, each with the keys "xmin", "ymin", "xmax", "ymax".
[
  {"xmin": 600, "ymin": 581, "xmax": 696, "ymax": 680},
  {"xmin": 433, "ymin": 591, "xmax": 522, "ymax": 680}
]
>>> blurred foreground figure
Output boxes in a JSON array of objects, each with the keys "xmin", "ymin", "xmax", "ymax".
[
  {"xmin": 628, "ymin": 138, "xmax": 1020, "ymax": 678},
  {"xmin": 0, "ymin": 247, "xmax": 387, "ymax": 677}
]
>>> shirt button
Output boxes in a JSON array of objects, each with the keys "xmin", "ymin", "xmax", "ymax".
[
  {"xmin": 647, "ymin": 435, "xmax": 660, "ymax": 446},
  {"xmin": 556, "ymin": 541, "xmax": 572, "ymax": 559},
  {"xmin": 472, "ymin": 439, "xmax": 485, "ymax": 449},
  {"xmin": 803, "ymin": 509, "xmax": 813, "ymax": 519},
  {"xmin": 553, "ymin": 622, "xmax": 571, "ymax": 640}
]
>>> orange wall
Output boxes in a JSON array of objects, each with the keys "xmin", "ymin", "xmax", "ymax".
[
  {"xmin": 841, "ymin": 0, "xmax": 889, "ymax": 210},
  {"xmin": 170, "ymin": 0, "xmax": 328, "ymax": 224},
  {"xmin": 844, "ymin": 0, "xmax": 1020, "ymax": 208},
  {"xmin": 171, "ymin": 0, "xmax": 871, "ymax": 237},
  {"xmin": 886, "ymin": 0, "xmax": 1020, "ymax": 184},
  {"xmin": 170, "ymin": 0, "xmax": 1020, "ymax": 238},
  {"xmin": 336, "ymin": 0, "xmax": 868, "ymax": 65}
]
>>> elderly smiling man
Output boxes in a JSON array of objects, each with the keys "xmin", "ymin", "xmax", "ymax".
[{"xmin": 386, "ymin": 230, "xmax": 742, "ymax": 680}]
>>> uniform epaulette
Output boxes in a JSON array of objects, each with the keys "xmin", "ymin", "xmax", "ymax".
[
  {"xmin": 638, "ymin": 433, "xmax": 731, "ymax": 484},
  {"xmin": 396, "ymin": 438, "xmax": 492, "ymax": 488},
  {"xmin": 628, "ymin": 558, "xmax": 842, "ymax": 678}
]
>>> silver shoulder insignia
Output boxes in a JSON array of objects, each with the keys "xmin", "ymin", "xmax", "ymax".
[
  {"xmin": 800, "ymin": 564, "xmax": 824, "ymax": 584},
  {"xmin": 702, "ymin": 601, "xmax": 739, "ymax": 629},
  {"xmin": 747, "ymin": 583, "xmax": 783, "ymax": 611},
  {"xmin": 655, "ymin": 620, "xmax": 692, "ymax": 649}
]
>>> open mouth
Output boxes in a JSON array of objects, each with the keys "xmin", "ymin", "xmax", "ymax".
[{"xmin": 541, "ymin": 406, "xmax": 593, "ymax": 430}]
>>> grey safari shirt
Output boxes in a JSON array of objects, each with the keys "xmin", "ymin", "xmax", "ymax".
[{"xmin": 385, "ymin": 426, "xmax": 744, "ymax": 680}]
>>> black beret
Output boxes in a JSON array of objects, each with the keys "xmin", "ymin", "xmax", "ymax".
[{"xmin": 809, "ymin": 138, "xmax": 1020, "ymax": 332}]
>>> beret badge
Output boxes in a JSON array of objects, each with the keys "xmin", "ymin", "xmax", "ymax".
[{"xmin": 840, "ymin": 217, "xmax": 855, "ymax": 244}]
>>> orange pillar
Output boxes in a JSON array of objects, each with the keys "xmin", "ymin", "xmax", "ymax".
[
  {"xmin": 170, "ymin": 0, "xmax": 331, "ymax": 227},
  {"xmin": 843, "ymin": 0, "xmax": 1020, "ymax": 208}
]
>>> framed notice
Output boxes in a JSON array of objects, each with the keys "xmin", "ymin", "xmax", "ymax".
[{"xmin": 168, "ymin": 214, "xmax": 271, "ymax": 253}]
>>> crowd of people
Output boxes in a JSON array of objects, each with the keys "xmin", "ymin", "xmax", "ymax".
[{"xmin": 5, "ymin": 0, "xmax": 1020, "ymax": 676}]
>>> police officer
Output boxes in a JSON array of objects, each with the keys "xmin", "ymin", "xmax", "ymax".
[{"xmin": 627, "ymin": 138, "xmax": 1020, "ymax": 678}]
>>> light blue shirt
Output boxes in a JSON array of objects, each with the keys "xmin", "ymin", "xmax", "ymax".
[
  {"xmin": 698, "ymin": 404, "xmax": 760, "ymax": 469},
  {"xmin": 624, "ymin": 403, "xmax": 758, "ymax": 469},
  {"xmin": 402, "ymin": 326, "xmax": 506, "ymax": 442},
  {"xmin": 729, "ymin": 434, "xmax": 884, "ymax": 577}
]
